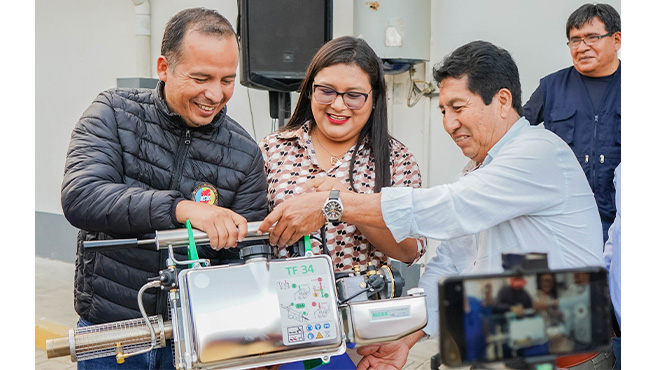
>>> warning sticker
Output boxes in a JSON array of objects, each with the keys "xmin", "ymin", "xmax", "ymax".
[{"xmin": 287, "ymin": 326, "xmax": 304, "ymax": 343}]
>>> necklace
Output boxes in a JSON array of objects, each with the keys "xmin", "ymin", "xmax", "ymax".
[{"xmin": 313, "ymin": 134, "xmax": 350, "ymax": 166}]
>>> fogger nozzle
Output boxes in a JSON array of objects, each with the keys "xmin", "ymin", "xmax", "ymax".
[{"xmin": 46, "ymin": 315, "xmax": 172, "ymax": 362}]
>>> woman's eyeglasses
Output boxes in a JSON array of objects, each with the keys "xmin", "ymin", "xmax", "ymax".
[{"xmin": 312, "ymin": 84, "xmax": 372, "ymax": 110}]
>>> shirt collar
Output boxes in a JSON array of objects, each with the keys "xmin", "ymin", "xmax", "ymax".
[
  {"xmin": 275, "ymin": 120, "xmax": 370, "ymax": 151},
  {"xmin": 481, "ymin": 117, "xmax": 529, "ymax": 167},
  {"xmin": 275, "ymin": 121, "xmax": 310, "ymax": 141}
]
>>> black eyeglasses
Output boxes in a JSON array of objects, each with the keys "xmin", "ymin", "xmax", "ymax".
[
  {"xmin": 567, "ymin": 32, "xmax": 614, "ymax": 49},
  {"xmin": 312, "ymin": 84, "xmax": 372, "ymax": 110}
]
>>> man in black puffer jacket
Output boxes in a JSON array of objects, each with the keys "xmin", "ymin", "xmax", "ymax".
[{"xmin": 61, "ymin": 8, "xmax": 267, "ymax": 370}]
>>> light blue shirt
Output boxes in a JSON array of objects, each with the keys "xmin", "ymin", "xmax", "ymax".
[
  {"xmin": 381, "ymin": 118, "xmax": 604, "ymax": 337},
  {"xmin": 603, "ymin": 163, "xmax": 621, "ymax": 329}
]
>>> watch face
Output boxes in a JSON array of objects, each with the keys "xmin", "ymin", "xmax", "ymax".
[{"xmin": 323, "ymin": 200, "xmax": 343, "ymax": 220}]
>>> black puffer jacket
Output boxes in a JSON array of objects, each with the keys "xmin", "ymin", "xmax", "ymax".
[{"xmin": 61, "ymin": 82, "xmax": 268, "ymax": 323}]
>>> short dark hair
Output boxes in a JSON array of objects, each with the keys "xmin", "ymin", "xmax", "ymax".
[
  {"xmin": 566, "ymin": 3, "xmax": 621, "ymax": 39},
  {"xmin": 284, "ymin": 36, "xmax": 392, "ymax": 193},
  {"xmin": 433, "ymin": 40, "xmax": 523, "ymax": 116},
  {"xmin": 161, "ymin": 8, "xmax": 237, "ymax": 69}
]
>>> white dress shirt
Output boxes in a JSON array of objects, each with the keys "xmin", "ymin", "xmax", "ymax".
[{"xmin": 381, "ymin": 117, "xmax": 604, "ymax": 337}]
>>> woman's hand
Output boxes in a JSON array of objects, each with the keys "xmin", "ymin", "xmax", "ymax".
[
  {"xmin": 258, "ymin": 191, "xmax": 329, "ymax": 247},
  {"xmin": 300, "ymin": 176, "xmax": 350, "ymax": 193}
]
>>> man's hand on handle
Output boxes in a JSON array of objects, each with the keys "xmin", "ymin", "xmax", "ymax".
[{"xmin": 176, "ymin": 200, "xmax": 248, "ymax": 249}]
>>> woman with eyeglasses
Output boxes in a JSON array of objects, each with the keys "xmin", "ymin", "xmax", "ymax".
[{"xmin": 259, "ymin": 35, "xmax": 426, "ymax": 275}]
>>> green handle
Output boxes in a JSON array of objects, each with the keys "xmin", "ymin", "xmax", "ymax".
[
  {"xmin": 303, "ymin": 235, "xmax": 312, "ymax": 254},
  {"xmin": 303, "ymin": 357, "xmax": 328, "ymax": 370},
  {"xmin": 186, "ymin": 220, "xmax": 199, "ymax": 268}
]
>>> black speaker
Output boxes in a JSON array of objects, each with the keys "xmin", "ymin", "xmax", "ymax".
[{"xmin": 238, "ymin": 0, "xmax": 333, "ymax": 93}]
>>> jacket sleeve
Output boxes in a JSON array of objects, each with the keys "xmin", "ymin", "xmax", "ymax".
[
  {"xmin": 61, "ymin": 91, "xmax": 183, "ymax": 237},
  {"xmin": 228, "ymin": 144, "xmax": 268, "ymax": 222},
  {"xmin": 522, "ymin": 84, "xmax": 545, "ymax": 126}
]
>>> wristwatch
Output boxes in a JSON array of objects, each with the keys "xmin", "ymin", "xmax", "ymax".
[{"xmin": 322, "ymin": 190, "xmax": 343, "ymax": 226}]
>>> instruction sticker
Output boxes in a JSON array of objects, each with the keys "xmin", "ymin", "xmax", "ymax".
[{"xmin": 277, "ymin": 275, "xmax": 337, "ymax": 346}]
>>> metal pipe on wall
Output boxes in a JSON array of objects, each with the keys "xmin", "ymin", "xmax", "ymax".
[{"xmin": 133, "ymin": 0, "xmax": 151, "ymax": 78}]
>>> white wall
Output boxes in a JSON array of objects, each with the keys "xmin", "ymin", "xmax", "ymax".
[
  {"xmin": 36, "ymin": 0, "xmax": 135, "ymax": 214},
  {"xmin": 35, "ymin": 0, "xmax": 620, "ymax": 245}
]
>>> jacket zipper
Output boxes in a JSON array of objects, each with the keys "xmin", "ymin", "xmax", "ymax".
[
  {"xmin": 160, "ymin": 128, "xmax": 191, "ymax": 318},
  {"xmin": 590, "ymin": 115, "xmax": 598, "ymax": 191},
  {"xmin": 170, "ymin": 129, "xmax": 191, "ymax": 191}
]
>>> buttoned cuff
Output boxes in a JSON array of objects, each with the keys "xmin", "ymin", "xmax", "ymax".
[{"xmin": 381, "ymin": 187, "xmax": 418, "ymax": 243}]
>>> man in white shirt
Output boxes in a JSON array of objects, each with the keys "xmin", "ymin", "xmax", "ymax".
[{"xmin": 258, "ymin": 40, "xmax": 604, "ymax": 369}]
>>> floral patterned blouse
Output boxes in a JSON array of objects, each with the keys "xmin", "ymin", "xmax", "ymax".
[{"xmin": 259, "ymin": 122, "xmax": 426, "ymax": 272}]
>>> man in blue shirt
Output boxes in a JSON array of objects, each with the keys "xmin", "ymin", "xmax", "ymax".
[
  {"xmin": 523, "ymin": 3, "xmax": 621, "ymax": 243},
  {"xmin": 259, "ymin": 40, "xmax": 606, "ymax": 370}
]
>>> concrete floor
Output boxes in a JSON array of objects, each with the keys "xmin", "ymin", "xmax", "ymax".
[{"xmin": 35, "ymin": 256, "xmax": 441, "ymax": 370}]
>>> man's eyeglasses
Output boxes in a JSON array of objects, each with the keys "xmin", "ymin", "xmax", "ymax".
[
  {"xmin": 567, "ymin": 32, "xmax": 614, "ymax": 49},
  {"xmin": 312, "ymin": 84, "xmax": 372, "ymax": 110}
]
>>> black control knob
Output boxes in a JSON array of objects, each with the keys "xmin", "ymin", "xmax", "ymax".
[{"xmin": 239, "ymin": 244, "xmax": 273, "ymax": 260}]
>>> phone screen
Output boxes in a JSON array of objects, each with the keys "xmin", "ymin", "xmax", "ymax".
[{"xmin": 438, "ymin": 267, "xmax": 611, "ymax": 366}]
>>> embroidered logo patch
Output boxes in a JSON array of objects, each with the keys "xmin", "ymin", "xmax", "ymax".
[{"xmin": 192, "ymin": 183, "xmax": 219, "ymax": 205}]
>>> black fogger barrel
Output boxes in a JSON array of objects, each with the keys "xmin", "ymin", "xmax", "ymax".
[{"xmin": 82, "ymin": 221, "xmax": 269, "ymax": 252}]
